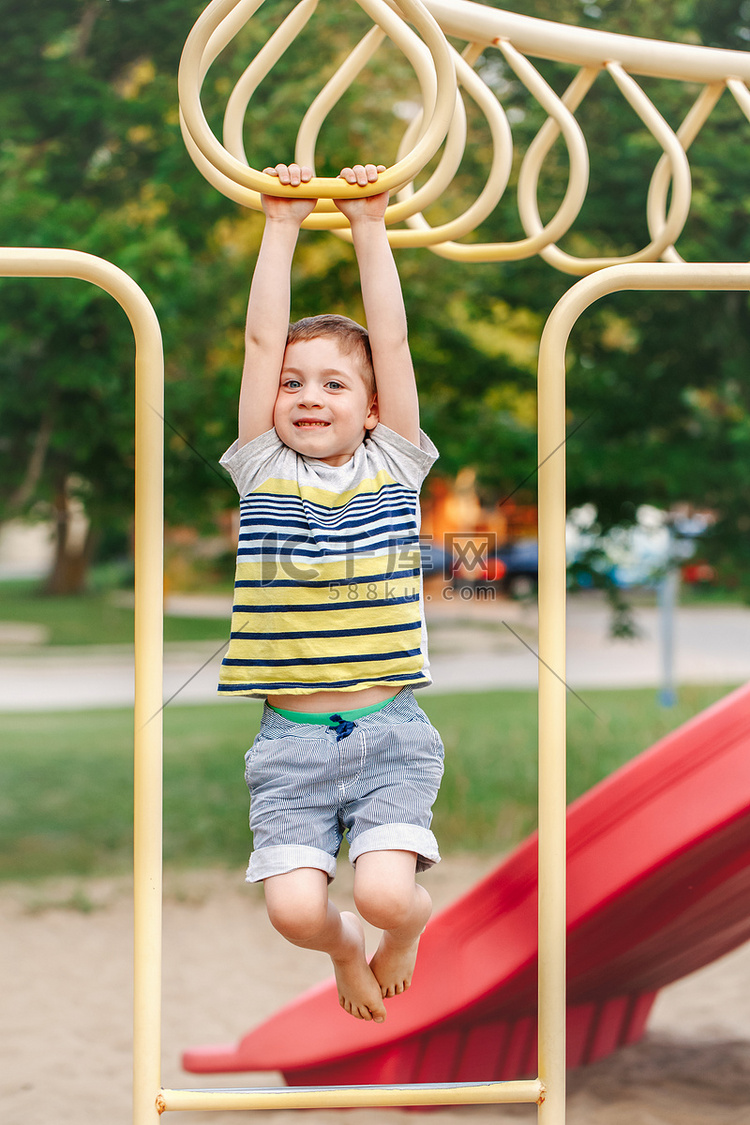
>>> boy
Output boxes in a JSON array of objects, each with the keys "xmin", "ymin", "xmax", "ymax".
[{"xmin": 218, "ymin": 161, "xmax": 443, "ymax": 1024}]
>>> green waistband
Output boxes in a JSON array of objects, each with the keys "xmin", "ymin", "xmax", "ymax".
[{"xmin": 269, "ymin": 695, "xmax": 397, "ymax": 726}]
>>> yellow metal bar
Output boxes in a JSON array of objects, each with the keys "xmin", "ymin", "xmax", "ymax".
[
  {"xmin": 536, "ymin": 290, "xmax": 568, "ymax": 1125},
  {"xmin": 419, "ymin": 50, "xmax": 592, "ymax": 261},
  {"xmin": 178, "ymin": 0, "xmax": 456, "ymax": 208},
  {"xmin": 535, "ymin": 258, "xmax": 750, "ymax": 1125},
  {"xmin": 422, "ymin": 0, "xmax": 750, "ymax": 83},
  {"xmin": 0, "ymin": 248, "xmax": 165, "ymax": 1125},
  {"xmin": 157, "ymin": 1080, "xmax": 544, "ymax": 1113},
  {"xmin": 532, "ymin": 62, "xmax": 692, "ymax": 274},
  {"xmin": 297, "ymin": 18, "xmax": 469, "ymax": 232},
  {"xmin": 648, "ymin": 82, "xmax": 726, "ymax": 265}
]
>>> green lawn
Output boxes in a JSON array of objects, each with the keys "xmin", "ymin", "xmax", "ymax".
[
  {"xmin": 0, "ymin": 684, "xmax": 735, "ymax": 881},
  {"xmin": 0, "ymin": 580, "xmax": 228, "ymax": 646}
]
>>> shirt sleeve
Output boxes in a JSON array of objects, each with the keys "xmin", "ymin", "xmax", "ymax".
[
  {"xmin": 219, "ymin": 429, "xmax": 287, "ymax": 497},
  {"xmin": 366, "ymin": 423, "xmax": 438, "ymax": 490}
]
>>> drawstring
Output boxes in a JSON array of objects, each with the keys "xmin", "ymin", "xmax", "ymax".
[{"xmin": 330, "ymin": 714, "xmax": 356, "ymax": 741}]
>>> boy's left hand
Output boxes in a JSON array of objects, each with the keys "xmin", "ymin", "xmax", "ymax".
[
  {"xmin": 335, "ymin": 164, "xmax": 388, "ymax": 222},
  {"xmin": 261, "ymin": 163, "xmax": 316, "ymax": 225}
]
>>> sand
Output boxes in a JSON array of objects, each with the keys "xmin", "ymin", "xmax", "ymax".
[{"xmin": 2, "ymin": 857, "xmax": 750, "ymax": 1125}]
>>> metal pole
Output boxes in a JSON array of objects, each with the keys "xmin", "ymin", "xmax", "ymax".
[
  {"xmin": 658, "ymin": 560, "xmax": 679, "ymax": 707},
  {"xmin": 158, "ymin": 1080, "xmax": 544, "ymax": 1112},
  {"xmin": 0, "ymin": 249, "xmax": 165, "ymax": 1125}
]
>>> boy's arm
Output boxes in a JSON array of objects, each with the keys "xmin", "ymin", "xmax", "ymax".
[
  {"xmin": 238, "ymin": 164, "xmax": 316, "ymax": 448},
  {"xmin": 336, "ymin": 164, "xmax": 421, "ymax": 447}
]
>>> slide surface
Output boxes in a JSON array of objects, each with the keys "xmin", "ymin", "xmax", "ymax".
[{"xmin": 184, "ymin": 683, "xmax": 750, "ymax": 1084}]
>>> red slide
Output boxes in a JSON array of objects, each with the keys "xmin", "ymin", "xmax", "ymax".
[{"xmin": 184, "ymin": 682, "xmax": 750, "ymax": 1084}]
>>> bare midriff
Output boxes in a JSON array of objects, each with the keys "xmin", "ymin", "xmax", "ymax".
[{"xmin": 266, "ymin": 684, "xmax": 402, "ymax": 713}]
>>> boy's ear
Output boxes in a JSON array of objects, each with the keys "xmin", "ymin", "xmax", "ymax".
[{"xmin": 365, "ymin": 393, "xmax": 379, "ymax": 430}]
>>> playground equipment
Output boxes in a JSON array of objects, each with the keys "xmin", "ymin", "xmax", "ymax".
[
  {"xmin": 6, "ymin": 2, "xmax": 750, "ymax": 1123},
  {"xmin": 172, "ymin": 258, "xmax": 750, "ymax": 1121},
  {"xmin": 0, "ymin": 249, "xmax": 165, "ymax": 1125},
  {"xmin": 180, "ymin": 0, "xmax": 750, "ymax": 262},
  {"xmin": 184, "ymin": 679, "xmax": 750, "ymax": 1084},
  {"xmin": 167, "ymin": 4, "xmax": 750, "ymax": 1120}
]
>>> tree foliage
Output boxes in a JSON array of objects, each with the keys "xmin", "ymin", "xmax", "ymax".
[
  {"xmin": 1, "ymin": 0, "xmax": 749, "ymax": 593},
  {"xmin": 451, "ymin": 0, "xmax": 750, "ymax": 591}
]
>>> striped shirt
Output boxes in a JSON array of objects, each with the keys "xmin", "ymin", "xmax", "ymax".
[{"xmin": 218, "ymin": 424, "xmax": 438, "ymax": 697}]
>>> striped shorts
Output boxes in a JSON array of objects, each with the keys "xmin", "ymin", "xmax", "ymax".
[{"xmin": 243, "ymin": 688, "xmax": 444, "ymax": 882}]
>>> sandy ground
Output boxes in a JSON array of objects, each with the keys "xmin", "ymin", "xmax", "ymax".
[{"xmin": 3, "ymin": 856, "xmax": 750, "ymax": 1125}]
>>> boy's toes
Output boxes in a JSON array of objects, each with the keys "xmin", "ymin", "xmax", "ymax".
[
  {"xmin": 365, "ymin": 1000, "xmax": 386, "ymax": 1023},
  {"xmin": 383, "ymin": 979, "xmax": 409, "ymax": 998}
]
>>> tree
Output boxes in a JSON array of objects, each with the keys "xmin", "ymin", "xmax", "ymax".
[
  {"xmin": 437, "ymin": 0, "xmax": 750, "ymax": 595},
  {"xmin": 2, "ymin": 0, "xmax": 750, "ymax": 597}
]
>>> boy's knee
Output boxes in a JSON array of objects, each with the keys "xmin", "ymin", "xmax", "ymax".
[
  {"xmin": 354, "ymin": 878, "xmax": 413, "ymax": 931},
  {"xmin": 271, "ymin": 908, "xmax": 325, "ymax": 944},
  {"xmin": 265, "ymin": 878, "xmax": 329, "ymax": 943}
]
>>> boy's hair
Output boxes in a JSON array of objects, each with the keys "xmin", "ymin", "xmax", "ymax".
[{"xmin": 286, "ymin": 314, "xmax": 375, "ymax": 399}]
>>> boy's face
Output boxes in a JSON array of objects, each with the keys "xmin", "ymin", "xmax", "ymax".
[{"xmin": 274, "ymin": 336, "xmax": 378, "ymax": 465}]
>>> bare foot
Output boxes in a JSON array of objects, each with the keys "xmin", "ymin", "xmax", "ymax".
[
  {"xmin": 369, "ymin": 930, "xmax": 422, "ymax": 998},
  {"xmin": 332, "ymin": 913, "xmax": 387, "ymax": 1022}
]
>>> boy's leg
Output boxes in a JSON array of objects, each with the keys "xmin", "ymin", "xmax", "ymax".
[
  {"xmin": 353, "ymin": 850, "xmax": 432, "ymax": 998},
  {"xmin": 263, "ymin": 867, "xmax": 386, "ymax": 1022}
]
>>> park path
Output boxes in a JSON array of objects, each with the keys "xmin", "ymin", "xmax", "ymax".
[{"xmin": 0, "ymin": 593, "xmax": 747, "ymax": 712}]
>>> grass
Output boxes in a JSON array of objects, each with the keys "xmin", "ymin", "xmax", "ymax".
[
  {"xmin": 0, "ymin": 683, "xmax": 736, "ymax": 882},
  {"xmin": 0, "ymin": 579, "xmax": 228, "ymax": 646}
]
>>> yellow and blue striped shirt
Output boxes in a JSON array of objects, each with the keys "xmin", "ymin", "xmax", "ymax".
[{"xmin": 218, "ymin": 424, "xmax": 438, "ymax": 697}]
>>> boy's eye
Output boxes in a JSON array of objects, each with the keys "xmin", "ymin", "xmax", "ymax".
[
  {"xmin": 282, "ymin": 379, "xmax": 302, "ymax": 389},
  {"xmin": 326, "ymin": 380, "xmax": 343, "ymax": 390}
]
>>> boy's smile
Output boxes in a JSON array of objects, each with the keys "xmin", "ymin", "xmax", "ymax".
[{"xmin": 274, "ymin": 337, "xmax": 378, "ymax": 465}]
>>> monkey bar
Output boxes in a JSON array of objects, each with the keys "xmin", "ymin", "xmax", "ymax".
[{"xmin": 179, "ymin": 0, "xmax": 750, "ymax": 265}]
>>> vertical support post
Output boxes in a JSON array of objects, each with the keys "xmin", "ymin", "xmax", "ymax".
[
  {"xmin": 0, "ymin": 249, "xmax": 166, "ymax": 1125},
  {"xmin": 658, "ymin": 560, "xmax": 679, "ymax": 707},
  {"xmin": 536, "ymin": 301, "xmax": 568, "ymax": 1125},
  {"xmin": 130, "ymin": 288, "xmax": 165, "ymax": 1125}
]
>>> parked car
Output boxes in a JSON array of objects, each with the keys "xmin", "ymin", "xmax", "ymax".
[
  {"xmin": 493, "ymin": 538, "xmax": 538, "ymax": 597},
  {"xmin": 467, "ymin": 538, "xmax": 539, "ymax": 598}
]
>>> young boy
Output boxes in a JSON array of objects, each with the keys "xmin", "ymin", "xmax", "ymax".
[{"xmin": 218, "ymin": 161, "xmax": 443, "ymax": 1025}]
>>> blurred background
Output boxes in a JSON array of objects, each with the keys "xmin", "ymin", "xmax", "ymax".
[
  {"xmin": 2, "ymin": 0, "xmax": 750, "ymax": 868},
  {"xmin": 3, "ymin": 9, "xmax": 750, "ymax": 1123},
  {"xmin": 2, "ymin": 0, "xmax": 750, "ymax": 607}
]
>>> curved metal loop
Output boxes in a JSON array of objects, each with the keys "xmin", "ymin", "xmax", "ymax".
[
  {"xmin": 421, "ymin": 43, "xmax": 591, "ymax": 261},
  {"xmin": 289, "ymin": 10, "xmax": 468, "ymax": 230},
  {"xmin": 372, "ymin": 41, "xmax": 513, "ymax": 247},
  {"xmin": 646, "ymin": 82, "xmax": 726, "ymax": 265},
  {"xmin": 223, "ymin": 0, "xmax": 322, "ymax": 166},
  {"xmin": 520, "ymin": 62, "xmax": 692, "ymax": 274},
  {"xmin": 291, "ymin": 24, "xmax": 390, "ymax": 221},
  {"xmin": 182, "ymin": 0, "xmax": 750, "ymax": 264},
  {"xmin": 178, "ymin": 0, "xmax": 457, "ymax": 211}
]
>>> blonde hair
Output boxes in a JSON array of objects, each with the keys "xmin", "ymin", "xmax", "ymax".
[{"xmin": 286, "ymin": 314, "xmax": 375, "ymax": 398}]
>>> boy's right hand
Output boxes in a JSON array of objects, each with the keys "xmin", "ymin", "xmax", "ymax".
[
  {"xmin": 261, "ymin": 164, "xmax": 316, "ymax": 224},
  {"xmin": 335, "ymin": 164, "xmax": 388, "ymax": 225}
]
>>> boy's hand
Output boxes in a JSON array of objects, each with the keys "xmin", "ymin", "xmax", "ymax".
[
  {"xmin": 261, "ymin": 164, "xmax": 316, "ymax": 224},
  {"xmin": 334, "ymin": 164, "xmax": 388, "ymax": 223}
]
